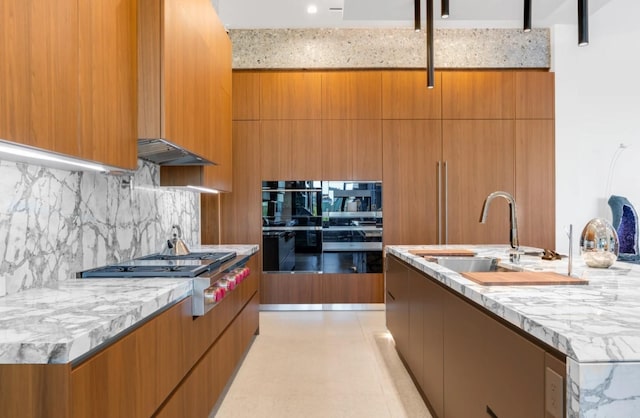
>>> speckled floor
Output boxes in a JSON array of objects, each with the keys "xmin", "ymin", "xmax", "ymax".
[{"xmin": 211, "ymin": 310, "xmax": 432, "ymax": 418}]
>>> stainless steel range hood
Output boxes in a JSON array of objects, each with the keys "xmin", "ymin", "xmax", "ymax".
[{"xmin": 137, "ymin": 138, "xmax": 216, "ymax": 166}]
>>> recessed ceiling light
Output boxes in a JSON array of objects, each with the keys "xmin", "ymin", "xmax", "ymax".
[{"xmin": 307, "ymin": 4, "xmax": 318, "ymax": 14}]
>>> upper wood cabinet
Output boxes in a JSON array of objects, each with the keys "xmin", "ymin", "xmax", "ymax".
[
  {"xmin": 261, "ymin": 72, "xmax": 321, "ymax": 119},
  {"xmin": 442, "ymin": 71, "xmax": 515, "ymax": 119},
  {"xmin": 321, "ymin": 71, "xmax": 382, "ymax": 119},
  {"xmin": 322, "ymin": 120, "xmax": 382, "ymax": 180},
  {"xmin": 233, "ymin": 72, "xmax": 261, "ymax": 121},
  {"xmin": 382, "ymin": 120, "xmax": 442, "ymax": 245},
  {"xmin": 1, "ymin": 0, "xmax": 136, "ymax": 170},
  {"xmin": 515, "ymin": 71, "xmax": 555, "ymax": 119},
  {"xmin": 260, "ymin": 120, "xmax": 322, "ymax": 180},
  {"xmin": 442, "ymin": 120, "xmax": 515, "ymax": 245},
  {"xmin": 516, "ymin": 120, "xmax": 555, "ymax": 250},
  {"xmin": 382, "ymin": 71, "xmax": 442, "ymax": 119},
  {"xmin": 142, "ymin": 0, "xmax": 233, "ymax": 190},
  {"xmin": 78, "ymin": 0, "xmax": 137, "ymax": 169}
]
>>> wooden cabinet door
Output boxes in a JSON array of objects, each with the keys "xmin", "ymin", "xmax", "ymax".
[
  {"xmin": 1, "ymin": 0, "xmax": 78, "ymax": 157},
  {"xmin": 260, "ymin": 120, "xmax": 322, "ymax": 180},
  {"xmin": 422, "ymin": 275, "xmax": 445, "ymax": 418},
  {"xmin": 322, "ymin": 71, "xmax": 382, "ymax": 119},
  {"xmin": 385, "ymin": 256, "xmax": 409, "ymax": 357},
  {"xmin": 443, "ymin": 292, "xmax": 490, "ymax": 418},
  {"xmin": 261, "ymin": 71, "xmax": 322, "ymax": 119},
  {"xmin": 442, "ymin": 120, "xmax": 515, "ymax": 245},
  {"xmin": 382, "ymin": 120, "xmax": 442, "ymax": 245},
  {"xmin": 382, "ymin": 71, "xmax": 442, "ymax": 119},
  {"xmin": 322, "ymin": 120, "xmax": 382, "ymax": 180},
  {"xmin": 484, "ymin": 317, "xmax": 545, "ymax": 418},
  {"xmin": 516, "ymin": 120, "xmax": 555, "ymax": 250},
  {"xmin": 78, "ymin": 0, "xmax": 137, "ymax": 169},
  {"xmin": 407, "ymin": 270, "xmax": 425, "ymax": 388},
  {"xmin": 442, "ymin": 71, "xmax": 515, "ymax": 120},
  {"xmin": 516, "ymin": 71, "xmax": 555, "ymax": 119},
  {"xmin": 233, "ymin": 71, "xmax": 261, "ymax": 120}
]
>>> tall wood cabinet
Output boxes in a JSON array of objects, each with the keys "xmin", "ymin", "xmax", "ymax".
[{"xmin": 0, "ymin": 0, "xmax": 137, "ymax": 170}]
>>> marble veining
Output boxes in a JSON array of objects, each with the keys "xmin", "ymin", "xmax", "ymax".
[
  {"xmin": 0, "ymin": 245, "xmax": 258, "ymax": 364},
  {"xmin": 0, "ymin": 278, "xmax": 192, "ymax": 364},
  {"xmin": 0, "ymin": 159, "xmax": 200, "ymax": 295},
  {"xmin": 386, "ymin": 244, "xmax": 640, "ymax": 417},
  {"xmin": 230, "ymin": 28, "xmax": 550, "ymax": 69}
]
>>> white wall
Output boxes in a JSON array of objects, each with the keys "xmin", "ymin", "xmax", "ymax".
[{"xmin": 553, "ymin": 0, "xmax": 640, "ymax": 253}]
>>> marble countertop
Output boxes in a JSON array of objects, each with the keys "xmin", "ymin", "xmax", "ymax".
[
  {"xmin": 0, "ymin": 244, "xmax": 258, "ymax": 365},
  {"xmin": 386, "ymin": 245, "xmax": 640, "ymax": 364}
]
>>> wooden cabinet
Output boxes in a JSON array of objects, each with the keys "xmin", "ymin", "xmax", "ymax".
[
  {"xmin": 260, "ymin": 120, "xmax": 322, "ymax": 180},
  {"xmin": 0, "ymin": 0, "xmax": 136, "ymax": 170},
  {"xmin": 382, "ymin": 120, "xmax": 442, "ymax": 245},
  {"xmin": 516, "ymin": 120, "xmax": 555, "ymax": 250},
  {"xmin": 385, "ymin": 254, "xmax": 563, "ymax": 418},
  {"xmin": 385, "ymin": 256, "xmax": 409, "ymax": 357},
  {"xmin": 516, "ymin": 71, "xmax": 555, "ymax": 119},
  {"xmin": 322, "ymin": 120, "xmax": 382, "ymax": 180},
  {"xmin": 442, "ymin": 71, "xmax": 515, "ymax": 119},
  {"xmin": 442, "ymin": 120, "xmax": 515, "ymax": 245},
  {"xmin": 382, "ymin": 71, "xmax": 442, "ymax": 120},
  {"xmin": 322, "ymin": 71, "xmax": 382, "ymax": 120},
  {"xmin": 261, "ymin": 71, "xmax": 322, "ymax": 119},
  {"xmin": 233, "ymin": 72, "xmax": 261, "ymax": 121},
  {"xmin": 140, "ymin": 0, "xmax": 232, "ymax": 189},
  {"xmin": 78, "ymin": 0, "xmax": 137, "ymax": 169}
]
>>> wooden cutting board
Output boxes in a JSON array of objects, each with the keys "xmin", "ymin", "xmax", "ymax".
[
  {"xmin": 461, "ymin": 271, "xmax": 588, "ymax": 286},
  {"xmin": 408, "ymin": 249, "xmax": 477, "ymax": 257}
]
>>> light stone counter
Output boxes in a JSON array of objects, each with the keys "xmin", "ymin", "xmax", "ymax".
[
  {"xmin": 386, "ymin": 244, "xmax": 640, "ymax": 417},
  {"xmin": 0, "ymin": 244, "xmax": 258, "ymax": 365}
]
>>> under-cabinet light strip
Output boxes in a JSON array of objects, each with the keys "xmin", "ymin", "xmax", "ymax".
[{"xmin": 0, "ymin": 140, "xmax": 108, "ymax": 172}]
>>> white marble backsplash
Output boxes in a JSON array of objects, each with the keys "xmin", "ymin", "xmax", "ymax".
[{"xmin": 0, "ymin": 159, "xmax": 200, "ymax": 296}]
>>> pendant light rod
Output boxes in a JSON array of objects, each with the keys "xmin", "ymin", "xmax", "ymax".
[
  {"xmin": 523, "ymin": 0, "xmax": 532, "ymax": 32},
  {"xmin": 427, "ymin": 0, "xmax": 434, "ymax": 88},
  {"xmin": 578, "ymin": 0, "xmax": 589, "ymax": 46},
  {"xmin": 441, "ymin": 0, "xmax": 449, "ymax": 18},
  {"xmin": 415, "ymin": 0, "xmax": 421, "ymax": 31}
]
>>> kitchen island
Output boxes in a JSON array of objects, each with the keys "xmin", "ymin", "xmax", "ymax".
[
  {"xmin": 0, "ymin": 244, "xmax": 259, "ymax": 418},
  {"xmin": 386, "ymin": 245, "xmax": 640, "ymax": 417}
]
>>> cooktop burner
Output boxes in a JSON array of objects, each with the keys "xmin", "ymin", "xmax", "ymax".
[{"xmin": 80, "ymin": 252, "xmax": 237, "ymax": 279}]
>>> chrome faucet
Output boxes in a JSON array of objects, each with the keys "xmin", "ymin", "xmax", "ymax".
[{"xmin": 479, "ymin": 191, "xmax": 521, "ymax": 263}]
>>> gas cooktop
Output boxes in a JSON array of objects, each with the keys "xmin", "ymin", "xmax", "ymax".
[{"xmin": 80, "ymin": 252, "xmax": 236, "ymax": 279}]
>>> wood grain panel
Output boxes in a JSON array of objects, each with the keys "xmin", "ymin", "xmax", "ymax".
[
  {"xmin": 0, "ymin": 0, "xmax": 31, "ymax": 143},
  {"xmin": 322, "ymin": 119, "xmax": 382, "ymax": 180},
  {"xmin": 0, "ymin": 364, "xmax": 70, "ymax": 418},
  {"xmin": 516, "ymin": 71, "xmax": 555, "ymax": 119},
  {"xmin": 261, "ymin": 71, "xmax": 322, "ymax": 119},
  {"xmin": 516, "ymin": 120, "xmax": 556, "ymax": 250},
  {"xmin": 421, "ymin": 273, "xmax": 445, "ymax": 418},
  {"xmin": 381, "ymin": 71, "xmax": 442, "ymax": 119},
  {"xmin": 442, "ymin": 120, "xmax": 515, "ymax": 245},
  {"xmin": 260, "ymin": 273, "xmax": 323, "ymax": 304},
  {"xmin": 78, "ymin": 0, "xmax": 137, "ymax": 169},
  {"xmin": 382, "ymin": 120, "xmax": 442, "ymax": 245},
  {"xmin": 138, "ymin": 0, "xmax": 162, "ymax": 139},
  {"xmin": 385, "ymin": 256, "xmax": 409, "ymax": 357},
  {"xmin": 217, "ymin": 121, "xmax": 262, "ymax": 243},
  {"xmin": 260, "ymin": 120, "xmax": 322, "ymax": 180},
  {"xmin": 442, "ymin": 71, "xmax": 515, "ymax": 119},
  {"xmin": 232, "ymin": 71, "xmax": 261, "ymax": 120},
  {"xmin": 322, "ymin": 71, "xmax": 382, "ymax": 119},
  {"xmin": 407, "ymin": 270, "xmax": 425, "ymax": 387},
  {"xmin": 321, "ymin": 273, "xmax": 384, "ymax": 303}
]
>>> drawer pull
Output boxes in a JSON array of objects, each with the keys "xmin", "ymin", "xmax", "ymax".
[
  {"xmin": 486, "ymin": 405, "xmax": 498, "ymax": 418},
  {"xmin": 387, "ymin": 291, "xmax": 396, "ymax": 301}
]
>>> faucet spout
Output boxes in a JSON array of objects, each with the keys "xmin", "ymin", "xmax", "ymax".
[{"xmin": 479, "ymin": 191, "xmax": 520, "ymax": 251}]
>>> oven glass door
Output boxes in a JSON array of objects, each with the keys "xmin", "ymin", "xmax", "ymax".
[{"xmin": 262, "ymin": 228, "xmax": 323, "ymax": 273}]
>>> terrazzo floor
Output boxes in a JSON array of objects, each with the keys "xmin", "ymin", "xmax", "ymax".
[{"xmin": 211, "ymin": 310, "xmax": 432, "ymax": 418}]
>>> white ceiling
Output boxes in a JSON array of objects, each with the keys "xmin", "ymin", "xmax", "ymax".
[{"xmin": 217, "ymin": 0, "xmax": 613, "ymax": 29}]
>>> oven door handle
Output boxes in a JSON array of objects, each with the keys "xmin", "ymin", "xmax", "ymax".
[{"xmin": 263, "ymin": 226, "xmax": 322, "ymax": 231}]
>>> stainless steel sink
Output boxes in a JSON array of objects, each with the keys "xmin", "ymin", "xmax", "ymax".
[{"xmin": 433, "ymin": 256, "xmax": 499, "ymax": 273}]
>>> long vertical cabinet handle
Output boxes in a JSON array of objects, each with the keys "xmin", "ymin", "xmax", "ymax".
[
  {"xmin": 437, "ymin": 161, "xmax": 442, "ymax": 244},
  {"xmin": 444, "ymin": 160, "xmax": 449, "ymax": 244}
]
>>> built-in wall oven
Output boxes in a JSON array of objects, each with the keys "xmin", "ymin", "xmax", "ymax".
[
  {"xmin": 262, "ymin": 181, "xmax": 323, "ymax": 272},
  {"xmin": 261, "ymin": 180, "xmax": 383, "ymax": 274},
  {"xmin": 321, "ymin": 181, "xmax": 383, "ymax": 273}
]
